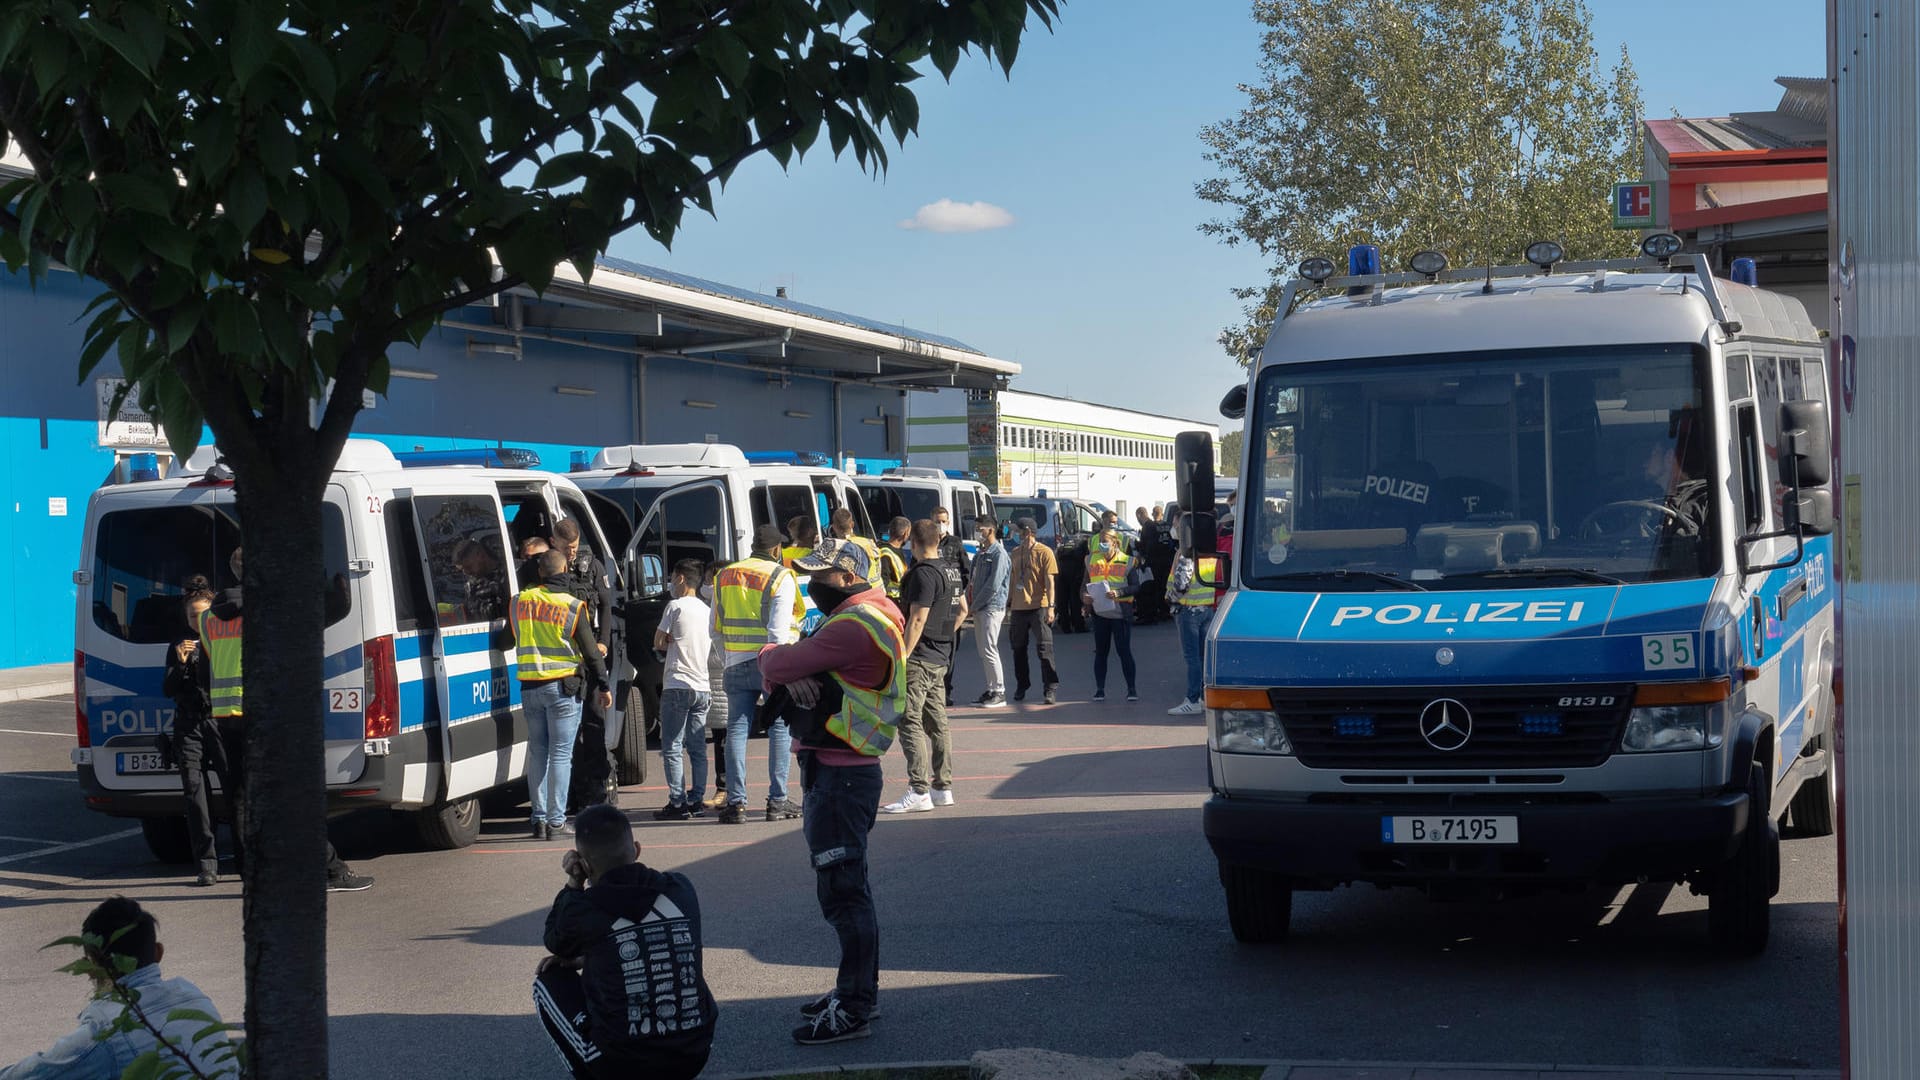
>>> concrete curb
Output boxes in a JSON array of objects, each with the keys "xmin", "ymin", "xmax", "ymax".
[
  {"xmin": 0, "ymin": 682, "xmax": 69, "ymax": 704},
  {"xmin": 702, "ymin": 1060, "xmax": 1841, "ymax": 1080}
]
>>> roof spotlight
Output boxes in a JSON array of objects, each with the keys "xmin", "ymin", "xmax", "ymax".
[
  {"xmin": 1524, "ymin": 240, "xmax": 1565, "ymax": 271},
  {"xmin": 1298, "ymin": 257, "xmax": 1337, "ymax": 284},
  {"xmin": 1408, "ymin": 250, "xmax": 1448, "ymax": 278},
  {"xmin": 1640, "ymin": 231, "xmax": 1684, "ymax": 263}
]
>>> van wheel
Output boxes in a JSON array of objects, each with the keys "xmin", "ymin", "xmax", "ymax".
[
  {"xmin": 1220, "ymin": 862, "xmax": 1293, "ymax": 944},
  {"xmin": 141, "ymin": 816, "xmax": 195, "ymax": 865},
  {"xmin": 414, "ymin": 796, "xmax": 482, "ymax": 850},
  {"xmin": 1787, "ymin": 730, "xmax": 1837, "ymax": 840},
  {"xmin": 617, "ymin": 687, "xmax": 651, "ymax": 787},
  {"xmin": 1708, "ymin": 760, "xmax": 1779, "ymax": 956}
]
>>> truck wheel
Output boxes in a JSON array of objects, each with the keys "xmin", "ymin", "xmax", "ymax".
[
  {"xmin": 1708, "ymin": 760, "xmax": 1779, "ymax": 956},
  {"xmin": 140, "ymin": 816, "xmax": 195, "ymax": 865},
  {"xmin": 413, "ymin": 796, "xmax": 482, "ymax": 850},
  {"xmin": 1221, "ymin": 862, "xmax": 1293, "ymax": 944},
  {"xmin": 1787, "ymin": 731, "xmax": 1837, "ymax": 840},
  {"xmin": 617, "ymin": 686, "xmax": 651, "ymax": 787}
]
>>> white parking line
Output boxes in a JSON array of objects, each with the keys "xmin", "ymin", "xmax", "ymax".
[
  {"xmin": 1, "ymin": 773, "xmax": 77, "ymax": 783},
  {"xmin": 0, "ymin": 834, "xmax": 65, "ymax": 843},
  {"xmin": 0, "ymin": 728, "xmax": 70, "ymax": 738},
  {"xmin": 0, "ymin": 827, "xmax": 142, "ymax": 867}
]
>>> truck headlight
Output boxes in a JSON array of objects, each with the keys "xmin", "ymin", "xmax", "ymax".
[
  {"xmin": 1211, "ymin": 709, "xmax": 1293, "ymax": 755},
  {"xmin": 1621, "ymin": 704, "xmax": 1719, "ymax": 752}
]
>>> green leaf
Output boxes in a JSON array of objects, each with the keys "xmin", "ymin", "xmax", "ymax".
[
  {"xmin": 166, "ymin": 301, "xmax": 204, "ymax": 356},
  {"xmin": 155, "ymin": 375, "xmax": 203, "ymax": 462},
  {"xmin": 280, "ymin": 33, "xmax": 338, "ymax": 110},
  {"xmin": 142, "ymin": 222, "xmax": 196, "ymax": 271},
  {"xmin": 230, "ymin": 0, "xmax": 283, "ymax": 89},
  {"xmin": 224, "ymin": 168, "xmax": 268, "ymax": 237},
  {"xmin": 97, "ymin": 174, "xmax": 173, "ymax": 217},
  {"xmin": 208, "ymin": 291, "xmax": 263, "ymax": 357},
  {"xmin": 88, "ymin": 21, "xmax": 157, "ymax": 76}
]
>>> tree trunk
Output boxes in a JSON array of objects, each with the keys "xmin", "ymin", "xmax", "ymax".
[{"xmin": 234, "ymin": 462, "xmax": 333, "ymax": 1080}]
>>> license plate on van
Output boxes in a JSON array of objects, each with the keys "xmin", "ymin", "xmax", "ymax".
[
  {"xmin": 1382, "ymin": 815, "xmax": 1517, "ymax": 845},
  {"xmin": 116, "ymin": 752, "xmax": 170, "ymax": 775}
]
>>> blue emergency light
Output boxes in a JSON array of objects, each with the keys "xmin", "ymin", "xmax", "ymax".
[
  {"xmin": 127, "ymin": 452, "xmax": 161, "ymax": 482},
  {"xmin": 1334, "ymin": 714, "xmax": 1376, "ymax": 738},
  {"xmin": 394, "ymin": 447, "xmax": 542, "ymax": 469},
  {"xmin": 1519, "ymin": 713, "xmax": 1564, "ymax": 736},
  {"xmin": 569, "ymin": 449, "xmax": 590, "ymax": 472},
  {"xmin": 1730, "ymin": 258, "xmax": 1758, "ymax": 287},
  {"xmin": 1347, "ymin": 245, "xmax": 1382, "ymax": 276}
]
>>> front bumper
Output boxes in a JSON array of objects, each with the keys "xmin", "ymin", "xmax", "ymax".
[{"xmin": 1203, "ymin": 789, "xmax": 1749, "ymax": 888}]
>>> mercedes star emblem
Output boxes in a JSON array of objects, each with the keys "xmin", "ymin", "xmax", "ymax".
[{"xmin": 1418, "ymin": 698, "xmax": 1473, "ymax": 751}]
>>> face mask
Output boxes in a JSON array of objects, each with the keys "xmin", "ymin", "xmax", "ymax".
[{"xmin": 808, "ymin": 580, "xmax": 857, "ymax": 613}]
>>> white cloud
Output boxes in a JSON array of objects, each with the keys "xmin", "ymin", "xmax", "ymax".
[{"xmin": 897, "ymin": 199, "xmax": 1016, "ymax": 234}]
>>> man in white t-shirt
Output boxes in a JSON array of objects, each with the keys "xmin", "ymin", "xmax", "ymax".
[{"xmin": 652, "ymin": 560, "xmax": 713, "ymax": 821}]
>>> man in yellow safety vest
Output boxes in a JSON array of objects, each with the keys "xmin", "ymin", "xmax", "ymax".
[
  {"xmin": 512, "ymin": 549, "xmax": 611, "ymax": 840},
  {"xmin": 1166, "ymin": 512, "xmax": 1221, "ymax": 716},
  {"xmin": 758, "ymin": 537, "xmax": 904, "ymax": 1045},
  {"xmin": 711, "ymin": 525, "xmax": 802, "ymax": 824}
]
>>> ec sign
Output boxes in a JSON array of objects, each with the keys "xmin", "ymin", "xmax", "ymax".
[{"xmin": 1611, "ymin": 182, "xmax": 1657, "ymax": 229}]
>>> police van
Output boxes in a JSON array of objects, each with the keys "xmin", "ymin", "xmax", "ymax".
[
  {"xmin": 568, "ymin": 443, "xmax": 874, "ymax": 784},
  {"xmin": 1178, "ymin": 238, "xmax": 1835, "ymax": 955},
  {"xmin": 854, "ymin": 467, "xmax": 995, "ymax": 552},
  {"xmin": 72, "ymin": 439, "xmax": 627, "ymax": 862}
]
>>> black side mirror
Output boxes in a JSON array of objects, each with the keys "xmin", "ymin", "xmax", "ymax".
[
  {"xmin": 1780, "ymin": 399, "xmax": 1831, "ymax": 487},
  {"xmin": 1787, "ymin": 486, "xmax": 1836, "ymax": 536},
  {"xmin": 1219, "ymin": 384, "xmax": 1248, "ymax": 420},
  {"xmin": 1175, "ymin": 431, "xmax": 1218, "ymax": 553},
  {"xmin": 636, "ymin": 554, "xmax": 667, "ymax": 599}
]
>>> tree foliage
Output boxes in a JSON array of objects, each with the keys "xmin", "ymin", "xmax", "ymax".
[
  {"xmin": 0, "ymin": 2, "xmax": 1058, "ymax": 1077},
  {"xmin": 1197, "ymin": 0, "xmax": 1641, "ymax": 363},
  {"xmin": 1218, "ymin": 429, "xmax": 1241, "ymax": 477}
]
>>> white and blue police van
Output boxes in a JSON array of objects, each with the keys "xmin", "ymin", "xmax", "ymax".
[
  {"xmin": 854, "ymin": 466, "xmax": 995, "ymax": 554},
  {"xmin": 1177, "ymin": 237, "xmax": 1835, "ymax": 955},
  {"xmin": 72, "ymin": 439, "xmax": 626, "ymax": 862},
  {"xmin": 566, "ymin": 443, "xmax": 874, "ymax": 784}
]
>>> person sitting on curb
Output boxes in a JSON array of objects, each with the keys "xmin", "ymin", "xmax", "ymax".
[
  {"xmin": 3, "ymin": 897, "xmax": 228, "ymax": 1079},
  {"xmin": 535, "ymin": 804, "xmax": 718, "ymax": 1080}
]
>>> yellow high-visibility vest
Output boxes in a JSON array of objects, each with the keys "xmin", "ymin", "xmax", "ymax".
[
  {"xmin": 712, "ymin": 557, "xmax": 795, "ymax": 653},
  {"xmin": 198, "ymin": 609, "xmax": 245, "ymax": 719},
  {"xmin": 514, "ymin": 586, "xmax": 585, "ymax": 682},
  {"xmin": 1178, "ymin": 557, "xmax": 1221, "ymax": 608},
  {"xmin": 1089, "ymin": 551, "xmax": 1134, "ymax": 606},
  {"xmin": 822, "ymin": 602, "xmax": 906, "ymax": 756},
  {"xmin": 874, "ymin": 546, "xmax": 907, "ymax": 599}
]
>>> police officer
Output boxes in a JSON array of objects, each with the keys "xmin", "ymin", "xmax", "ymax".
[
  {"xmin": 712, "ymin": 525, "xmax": 802, "ymax": 824},
  {"xmin": 829, "ymin": 508, "xmax": 883, "ymax": 587},
  {"xmin": 513, "ymin": 550, "xmax": 612, "ymax": 840},
  {"xmin": 164, "ymin": 582, "xmax": 228, "ymax": 886},
  {"xmin": 198, "ymin": 549, "xmax": 374, "ymax": 891},
  {"xmin": 759, "ymin": 537, "xmax": 906, "ymax": 1044},
  {"xmin": 874, "ymin": 516, "xmax": 910, "ymax": 600},
  {"xmin": 553, "ymin": 518, "xmax": 618, "ymax": 810}
]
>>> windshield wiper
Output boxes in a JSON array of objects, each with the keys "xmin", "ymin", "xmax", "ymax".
[
  {"xmin": 1446, "ymin": 566, "xmax": 1624, "ymax": 586},
  {"xmin": 1268, "ymin": 569, "xmax": 1429, "ymax": 592}
]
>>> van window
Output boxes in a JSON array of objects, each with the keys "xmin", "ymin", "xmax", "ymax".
[
  {"xmin": 384, "ymin": 498, "xmax": 433, "ymax": 633},
  {"xmin": 585, "ymin": 492, "xmax": 632, "ymax": 559},
  {"xmin": 91, "ymin": 502, "xmax": 352, "ymax": 644},
  {"xmin": 636, "ymin": 484, "xmax": 726, "ymax": 572},
  {"xmin": 414, "ymin": 495, "xmax": 511, "ymax": 626},
  {"xmin": 769, "ymin": 484, "xmax": 814, "ymax": 542},
  {"xmin": 1755, "ymin": 356, "xmax": 1787, "ymax": 523}
]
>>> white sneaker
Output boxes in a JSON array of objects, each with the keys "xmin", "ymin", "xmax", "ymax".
[
  {"xmin": 880, "ymin": 790, "xmax": 934, "ymax": 814},
  {"xmin": 1168, "ymin": 698, "xmax": 1204, "ymax": 716},
  {"xmin": 930, "ymin": 789, "xmax": 955, "ymax": 807}
]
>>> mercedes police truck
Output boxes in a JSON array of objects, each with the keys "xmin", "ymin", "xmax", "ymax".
[
  {"xmin": 73, "ymin": 440, "xmax": 626, "ymax": 861},
  {"xmin": 1178, "ymin": 237, "xmax": 1836, "ymax": 955}
]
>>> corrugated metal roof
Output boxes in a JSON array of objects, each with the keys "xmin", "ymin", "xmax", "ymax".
[{"xmin": 594, "ymin": 255, "xmax": 984, "ymax": 356}]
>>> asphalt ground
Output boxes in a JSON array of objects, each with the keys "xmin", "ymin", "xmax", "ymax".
[{"xmin": 0, "ymin": 619, "xmax": 1839, "ymax": 1076}]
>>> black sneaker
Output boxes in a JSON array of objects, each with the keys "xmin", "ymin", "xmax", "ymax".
[
  {"xmin": 1126, "ymin": 689, "xmax": 1140, "ymax": 702},
  {"xmin": 981, "ymin": 691, "xmax": 1007, "ymax": 708},
  {"xmin": 553, "ymin": 820, "xmax": 575, "ymax": 837},
  {"xmin": 766, "ymin": 798, "xmax": 801, "ymax": 821},
  {"xmin": 531, "ymin": 821, "xmax": 549, "ymax": 841},
  {"xmin": 1014, "ymin": 686, "xmax": 1028, "ymax": 702},
  {"xmin": 972, "ymin": 691, "xmax": 993, "ymax": 706},
  {"xmin": 194, "ymin": 870, "xmax": 219, "ymax": 887},
  {"xmin": 800, "ymin": 992, "xmax": 881, "ymax": 1021},
  {"xmin": 792, "ymin": 997, "xmax": 871, "ymax": 1045},
  {"xmin": 687, "ymin": 802, "xmax": 709, "ymax": 817},
  {"xmin": 654, "ymin": 802, "xmax": 692, "ymax": 822},
  {"xmin": 326, "ymin": 871, "xmax": 375, "ymax": 893},
  {"xmin": 718, "ymin": 803, "xmax": 748, "ymax": 825},
  {"xmin": 1092, "ymin": 690, "xmax": 1106, "ymax": 702},
  {"xmin": 1042, "ymin": 686, "xmax": 1057, "ymax": 705}
]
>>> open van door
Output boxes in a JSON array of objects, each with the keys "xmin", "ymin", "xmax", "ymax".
[
  {"xmin": 617, "ymin": 477, "xmax": 733, "ymax": 784},
  {"xmin": 402, "ymin": 485, "xmax": 520, "ymax": 807}
]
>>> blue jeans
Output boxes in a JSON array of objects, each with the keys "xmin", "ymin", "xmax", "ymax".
[
  {"xmin": 659, "ymin": 687, "xmax": 711, "ymax": 806},
  {"xmin": 724, "ymin": 658, "xmax": 790, "ymax": 806},
  {"xmin": 524, "ymin": 680, "xmax": 582, "ymax": 826},
  {"xmin": 1177, "ymin": 606, "xmax": 1214, "ymax": 702},
  {"xmin": 1091, "ymin": 614, "xmax": 1136, "ymax": 694},
  {"xmin": 799, "ymin": 754, "xmax": 883, "ymax": 1017}
]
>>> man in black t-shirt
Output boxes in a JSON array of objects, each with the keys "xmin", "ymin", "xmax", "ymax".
[
  {"xmin": 536, "ymin": 804, "xmax": 717, "ymax": 1080},
  {"xmin": 882, "ymin": 519, "xmax": 967, "ymax": 814}
]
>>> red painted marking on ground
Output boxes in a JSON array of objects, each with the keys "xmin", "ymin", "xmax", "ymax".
[{"xmin": 469, "ymin": 839, "xmax": 757, "ymax": 854}]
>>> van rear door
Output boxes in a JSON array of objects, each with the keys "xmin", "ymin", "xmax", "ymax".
[
  {"xmin": 401, "ymin": 484, "xmax": 519, "ymax": 802},
  {"xmin": 621, "ymin": 477, "xmax": 733, "ymax": 702}
]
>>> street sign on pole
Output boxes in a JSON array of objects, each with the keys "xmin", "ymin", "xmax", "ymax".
[
  {"xmin": 1611, "ymin": 182, "xmax": 1657, "ymax": 229},
  {"xmin": 95, "ymin": 378, "xmax": 162, "ymax": 449}
]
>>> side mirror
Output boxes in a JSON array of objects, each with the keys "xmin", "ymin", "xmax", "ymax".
[
  {"xmin": 1175, "ymin": 431, "xmax": 1218, "ymax": 553},
  {"xmin": 1219, "ymin": 384, "xmax": 1248, "ymax": 420},
  {"xmin": 636, "ymin": 554, "xmax": 667, "ymax": 599},
  {"xmin": 1780, "ymin": 399, "xmax": 1832, "ymax": 487},
  {"xmin": 1786, "ymin": 486, "xmax": 1836, "ymax": 537}
]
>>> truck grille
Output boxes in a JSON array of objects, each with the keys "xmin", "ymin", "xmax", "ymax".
[{"xmin": 1273, "ymin": 685, "xmax": 1633, "ymax": 770}]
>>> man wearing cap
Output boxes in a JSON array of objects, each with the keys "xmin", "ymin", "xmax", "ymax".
[
  {"xmin": 1005, "ymin": 517, "xmax": 1060, "ymax": 704},
  {"xmin": 711, "ymin": 525, "xmax": 802, "ymax": 824},
  {"xmin": 759, "ymin": 537, "xmax": 905, "ymax": 1045}
]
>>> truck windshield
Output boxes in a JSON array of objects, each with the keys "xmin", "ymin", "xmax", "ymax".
[{"xmin": 1244, "ymin": 344, "xmax": 1718, "ymax": 590}]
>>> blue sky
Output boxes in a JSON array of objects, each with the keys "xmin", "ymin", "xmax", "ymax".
[{"xmin": 609, "ymin": 1, "xmax": 1827, "ymax": 426}]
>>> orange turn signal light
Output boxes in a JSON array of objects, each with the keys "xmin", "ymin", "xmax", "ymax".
[
  {"xmin": 1204, "ymin": 687, "xmax": 1271, "ymax": 710},
  {"xmin": 1633, "ymin": 679, "xmax": 1731, "ymax": 706}
]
